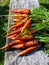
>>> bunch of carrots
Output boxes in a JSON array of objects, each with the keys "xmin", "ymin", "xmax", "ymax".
[{"xmin": 0, "ymin": 9, "xmax": 41, "ymax": 56}]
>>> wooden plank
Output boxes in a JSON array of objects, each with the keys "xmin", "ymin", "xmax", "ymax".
[{"xmin": 4, "ymin": 0, "xmax": 49, "ymax": 65}]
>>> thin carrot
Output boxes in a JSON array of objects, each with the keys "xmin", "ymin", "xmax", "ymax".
[
  {"xmin": 22, "ymin": 17, "xmax": 29, "ymax": 23},
  {"xmin": 18, "ymin": 17, "xmax": 25, "ymax": 20},
  {"xmin": 7, "ymin": 34, "xmax": 17, "ymax": 40},
  {"xmin": 10, "ymin": 9, "xmax": 30, "ymax": 14},
  {"xmin": 6, "ymin": 29, "xmax": 21, "ymax": 36},
  {"xmin": 8, "ymin": 22, "xmax": 24, "ymax": 30},
  {"xmin": 0, "ymin": 40, "xmax": 23, "ymax": 50},
  {"xmin": 13, "ymin": 19, "xmax": 21, "ymax": 22},
  {"xmin": 13, "ymin": 17, "xmax": 24, "ymax": 21},
  {"xmin": 12, "ymin": 14, "xmax": 28, "ymax": 19},
  {"xmin": 12, "ymin": 39, "xmax": 38, "ymax": 49},
  {"xmin": 13, "ymin": 17, "xmax": 29, "ymax": 24},
  {"xmin": 18, "ymin": 44, "xmax": 41, "ymax": 56},
  {"xmin": 21, "ymin": 19, "xmax": 31, "ymax": 33},
  {"xmin": 8, "ymin": 17, "xmax": 29, "ymax": 31}
]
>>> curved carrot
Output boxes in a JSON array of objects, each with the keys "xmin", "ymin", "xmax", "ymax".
[
  {"xmin": 10, "ymin": 9, "xmax": 30, "ymax": 14},
  {"xmin": 18, "ymin": 44, "xmax": 41, "ymax": 56},
  {"xmin": 21, "ymin": 19, "xmax": 31, "ymax": 33}
]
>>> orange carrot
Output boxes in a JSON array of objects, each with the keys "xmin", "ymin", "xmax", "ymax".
[
  {"xmin": 7, "ymin": 34, "xmax": 17, "ymax": 40},
  {"xmin": 25, "ymin": 40, "xmax": 38, "ymax": 47},
  {"xmin": 0, "ymin": 40, "xmax": 24, "ymax": 50},
  {"xmin": 12, "ymin": 14, "xmax": 28, "ymax": 19},
  {"xmin": 10, "ymin": 9, "xmax": 30, "ymax": 14},
  {"xmin": 13, "ymin": 17, "xmax": 29, "ymax": 24},
  {"xmin": 12, "ymin": 44, "xmax": 24, "ymax": 49},
  {"xmin": 18, "ymin": 17, "xmax": 25, "ymax": 20},
  {"xmin": 6, "ymin": 29, "xmax": 21, "ymax": 36},
  {"xmin": 13, "ymin": 35, "xmax": 33, "ymax": 40},
  {"xmin": 13, "ymin": 17, "xmax": 24, "ymax": 21},
  {"xmin": 12, "ymin": 39, "xmax": 38, "ymax": 49},
  {"xmin": 13, "ymin": 19, "xmax": 21, "ymax": 22},
  {"xmin": 18, "ymin": 44, "xmax": 41, "ymax": 56},
  {"xmin": 8, "ymin": 22, "xmax": 24, "ymax": 30},
  {"xmin": 21, "ymin": 19, "xmax": 31, "ymax": 33},
  {"xmin": 22, "ymin": 17, "xmax": 29, "ymax": 23}
]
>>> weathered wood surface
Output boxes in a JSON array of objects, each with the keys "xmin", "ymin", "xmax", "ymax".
[{"xmin": 4, "ymin": 0, "xmax": 49, "ymax": 65}]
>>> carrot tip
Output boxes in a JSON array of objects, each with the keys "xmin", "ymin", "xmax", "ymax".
[{"xmin": 18, "ymin": 53, "xmax": 21, "ymax": 56}]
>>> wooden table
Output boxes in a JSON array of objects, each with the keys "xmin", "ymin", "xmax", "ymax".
[{"xmin": 4, "ymin": 0, "xmax": 49, "ymax": 65}]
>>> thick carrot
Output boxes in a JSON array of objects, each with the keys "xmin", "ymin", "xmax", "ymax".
[
  {"xmin": 6, "ymin": 29, "xmax": 21, "ymax": 36},
  {"xmin": 10, "ymin": 9, "xmax": 30, "ymax": 14},
  {"xmin": 12, "ymin": 44, "xmax": 24, "ymax": 49},
  {"xmin": 26, "ymin": 39, "xmax": 38, "ymax": 47},
  {"xmin": 0, "ymin": 40, "xmax": 23, "ymax": 50},
  {"xmin": 30, "ymin": 30, "xmax": 37, "ymax": 34},
  {"xmin": 13, "ymin": 35, "xmax": 33, "ymax": 40},
  {"xmin": 21, "ymin": 19, "xmax": 31, "ymax": 33},
  {"xmin": 12, "ymin": 39, "xmax": 38, "ymax": 49},
  {"xmin": 18, "ymin": 44, "xmax": 41, "ymax": 56}
]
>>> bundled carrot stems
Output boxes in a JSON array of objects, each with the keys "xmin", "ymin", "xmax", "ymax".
[{"xmin": 0, "ymin": 6, "xmax": 49, "ymax": 56}]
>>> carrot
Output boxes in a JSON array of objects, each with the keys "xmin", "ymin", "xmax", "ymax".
[
  {"xmin": 12, "ymin": 44, "xmax": 24, "ymax": 49},
  {"xmin": 0, "ymin": 40, "xmax": 24, "ymax": 50},
  {"xmin": 10, "ymin": 9, "xmax": 30, "ymax": 14},
  {"xmin": 13, "ymin": 17, "xmax": 24, "ymax": 21},
  {"xmin": 8, "ymin": 17, "xmax": 29, "ymax": 31},
  {"xmin": 12, "ymin": 14, "xmax": 28, "ymax": 19},
  {"xmin": 13, "ymin": 19, "xmax": 21, "ymax": 22},
  {"xmin": 21, "ymin": 19, "xmax": 31, "ymax": 33},
  {"xmin": 6, "ymin": 29, "xmax": 21, "ymax": 36},
  {"xmin": 22, "ymin": 17, "xmax": 29, "ymax": 23},
  {"xmin": 18, "ymin": 17, "xmax": 25, "ymax": 20},
  {"xmin": 25, "ymin": 39, "xmax": 38, "ymax": 47},
  {"xmin": 13, "ymin": 17, "xmax": 29, "ymax": 24},
  {"xmin": 18, "ymin": 44, "xmax": 41, "ymax": 56},
  {"xmin": 7, "ymin": 34, "xmax": 17, "ymax": 40},
  {"xmin": 13, "ymin": 35, "xmax": 33, "ymax": 40},
  {"xmin": 12, "ymin": 39, "xmax": 38, "ymax": 49},
  {"xmin": 30, "ymin": 30, "xmax": 37, "ymax": 34},
  {"xmin": 8, "ymin": 22, "xmax": 24, "ymax": 30}
]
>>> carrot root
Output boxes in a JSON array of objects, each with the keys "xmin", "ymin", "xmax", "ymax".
[{"xmin": 18, "ymin": 44, "xmax": 41, "ymax": 56}]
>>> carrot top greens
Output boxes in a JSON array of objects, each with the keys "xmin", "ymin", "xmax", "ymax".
[{"xmin": 29, "ymin": 6, "xmax": 49, "ymax": 54}]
